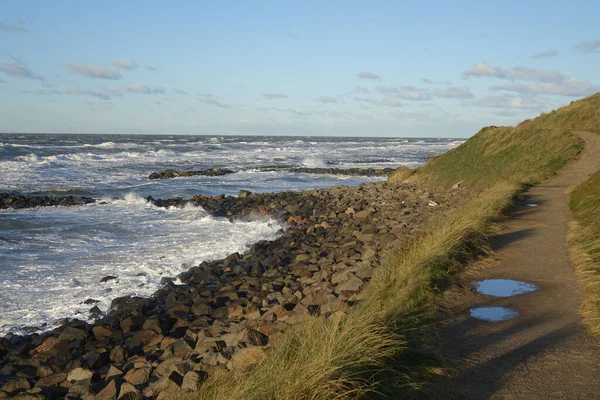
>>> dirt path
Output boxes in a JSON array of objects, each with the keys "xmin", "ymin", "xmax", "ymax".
[{"xmin": 437, "ymin": 132, "xmax": 600, "ymax": 399}]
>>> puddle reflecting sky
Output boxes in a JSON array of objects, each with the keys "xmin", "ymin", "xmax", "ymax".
[
  {"xmin": 470, "ymin": 307, "xmax": 519, "ymax": 322},
  {"xmin": 473, "ymin": 279, "xmax": 539, "ymax": 297}
]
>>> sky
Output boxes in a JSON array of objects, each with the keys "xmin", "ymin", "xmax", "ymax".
[{"xmin": 0, "ymin": 0, "xmax": 599, "ymax": 137}]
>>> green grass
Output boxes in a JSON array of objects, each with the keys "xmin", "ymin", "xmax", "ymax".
[
  {"xmin": 410, "ymin": 92, "xmax": 600, "ymax": 190},
  {"xmin": 568, "ymin": 170, "xmax": 600, "ymax": 335},
  {"xmin": 187, "ymin": 93, "xmax": 600, "ymax": 399}
]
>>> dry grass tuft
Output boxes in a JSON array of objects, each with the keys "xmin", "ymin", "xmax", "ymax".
[
  {"xmin": 388, "ymin": 167, "xmax": 415, "ymax": 184},
  {"xmin": 568, "ymin": 169, "xmax": 600, "ymax": 335},
  {"xmin": 195, "ymin": 313, "xmax": 400, "ymax": 400},
  {"xmin": 568, "ymin": 222, "xmax": 600, "ymax": 336}
]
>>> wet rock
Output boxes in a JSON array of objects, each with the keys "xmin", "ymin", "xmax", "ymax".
[
  {"xmin": 109, "ymin": 296, "xmax": 149, "ymax": 314},
  {"xmin": 148, "ymin": 168, "xmax": 235, "ymax": 180},
  {"xmin": 100, "ymin": 276, "xmax": 118, "ymax": 283},
  {"xmin": 58, "ymin": 327, "xmax": 87, "ymax": 342}
]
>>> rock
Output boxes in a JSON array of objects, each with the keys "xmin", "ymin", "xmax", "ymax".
[
  {"xmin": 452, "ymin": 180, "xmax": 464, "ymax": 189},
  {"xmin": 109, "ymin": 296, "xmax": 149, "ymax": 314},
  {"xmin": 83, "ymin": 298, "xmax": 100, "ymax": 305},
  {"xmin": 92, "ymin": 325, "xmax": 112, "ymax": 340},
  {"xmin": 1, "ymin": 378, "xmax": 31, "ymax": 393},
  {"xmin": 105, "ymin": 365, "xmax": 123, "ymax": 380},
  {"xmin": 227, "ymin": 347, "xmax": 266, "ymax": 372},
  {"xmin": 35, "ymin": 372, "xmax": 67, "ymax": 387},
  {"xmin": 110, "ymin": 346, "xmax": 127, "ymax": 363},
  {"xmin": 67, "ymin": 368, "xmax": 94, "ymax": 382},
  {"xmin": 96, "ymin": 379, "xmax": 117, "ymax": 400},
  {"xmin": 123, "ymin": 367, "xmax": 151, "ymax": 386},
  {"xmin": 100, "ymin": 275, "xmax": 117, "ymax": 283},
  {"xmin": 125, "ymin": 330, "xmax": 162, "ymax": 352},
  {"xmin": 181, "ymin": 371, "xmax": 201, "ymax": 392},
  {"xmin": 66, "ymin": 378, "xmax": 93, "ymax": 399},
  {"xmin": 352, "ymin": 262, "xmax": 373, "ymax": 279},
  {"xmin": 34, "ymin": 337, "xmax": 60, "ymax": 353},
  {"xmin": 58, "ymin": 327, "xmax": 87, "ymax": 341},
  {"xmin": 428, "ymin": 200, "xmax": 439, "ymax": 207},
  {"xmin": 361, "ymin": 247, "xmax": 376, "ymax": 261},
  {"xmin": 117, "ymin": 382, "xmax": 140, "ymax": 399},
  {"xmin": 238, "ymin": 190, "xmax": 252, "ymax": 198},
  {"xmin": 335, "ymin": 275, "xmax": 364, "ymax": 293},
  {"xmin": 354, "ymin": 209, "xmax": 372, "ymax": 219}
]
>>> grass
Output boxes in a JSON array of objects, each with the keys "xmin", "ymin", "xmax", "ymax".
[
  {"xmin": 189, "ymin": 93, "xmax": 599, "ymax": 399},
  {"xmin": 406, "ymin": 92, "xmax": 600, "ymax": 190},
  {"xmin": 568, "ymin": 170, "xmax": 600, "ymax": 335}
]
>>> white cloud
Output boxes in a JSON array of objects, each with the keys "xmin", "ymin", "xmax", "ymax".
[
  {"xmin": 110, "ymin": 59, "xmax": 139, "ymax": 70},
  {"xmin": 463, "ymin": 62, "xmax": 564, "ymax": 83},
  {"xmin": 314, "ymin": 96, "xmax": 340, "ymax": 104},
  {"xmin": 530, "ymin": 49, "xmax": 558, "ymax": 59},
  {"xmin": 146, "ymin": 66, "xmax": 160, "ymax": 71},
  {"xmin": 123, "ymin": 83, "xmax": 165, "ymax": 94},
  {"xmin": 510, "ymin": 66, "xmax": 564, "ymax": 83},
  {"xmin": 354, "ymin": 96, "xmax": 403, "ymax": 108},
  {"xmin": 66, "ymin": 88, "xmax": 118, "ymax": 100},
  {"xmin": 199, "ymin": 94, "xmax": 232, "ymax": 108},
  {"xmin": 474, "ymin": 94, "xmax": 544, "ymax": 109},
  {"xmin": 375, "ymin": 85, "xmax": 430, "ymax": 100},
  {"xmin": 575, "ymin": 40, "xmax": 600, "ymax": 53},
  {"xmin": 173, "ymin": 88, "xmax": 187, "ymax": 95},
  {"xmin": 0, "ymin": 61, "xmax": 44, "ymax": 81},
  {"xmin": 491, "ymin": 78, "xmax": 599, "ymax": 97},
  {"xmin": 257, "ymin": 107, "xmax": 312, "ymax": 116},
  {"xmin": 66, "ymin": 63, "xmax": 122, "ymax": 79},
  {"xmin": 357, "ymin": 72, "xmax": 381, "ymax": 80},
  {"xmin": 262, "ymin": 93, "xmax": 289, "ymax": 99},
  {"xmin": 463, "ymin": 62, "xmax": 509, "ymax": 79},
  {"xmin": 433, "ymin": 86, "xmax": 474, "ymax": 99}
]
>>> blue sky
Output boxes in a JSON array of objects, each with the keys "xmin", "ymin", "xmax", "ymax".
[{"xmin": 0, "ymin": 0, "xmax": 598, "ymax": 137}]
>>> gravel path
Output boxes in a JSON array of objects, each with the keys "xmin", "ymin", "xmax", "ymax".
[{"xmin": 437, "ymin": 131, "xmax": 600, "ymax": 399}]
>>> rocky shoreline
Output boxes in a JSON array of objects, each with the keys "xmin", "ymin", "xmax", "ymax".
[
  {"xmin": 0, "ymin": 193, "xmax": 96, "ymax": 210},
  {"xmin": 147, "ymin": 167, "xmax": 395, "ymax": 180},
  {"xmin": 0, "ymin": 181, "xmax": 469, "ymax": 399}
]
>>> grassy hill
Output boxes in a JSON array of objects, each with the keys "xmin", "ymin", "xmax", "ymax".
[{"xmin": 414, "ymin": 93, "xmax": 600, "ymax": 189}]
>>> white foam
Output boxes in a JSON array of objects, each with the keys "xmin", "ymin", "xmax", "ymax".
[
  {"xmin": 0, "ymin": 201, "xmax": 282, "ymax": 335},
  {"xmin": 301, "ymin": 156, "xmax": 327, "ymax": 168}
]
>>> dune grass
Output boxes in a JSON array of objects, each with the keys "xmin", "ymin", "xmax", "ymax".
[
  {"xmin": 190, "ymin": 93, "xmax": 599, "ymax": 399},
  {"xmin": 387, "ymin": 167, "xmax": 415, "ymax": 184},
  {"xmin": 568, "ymin": 170, "xmax": 600, "ymax": 335},
  {"xmin": 411, "ymin": 93, "xmax": 600, "ymax": 190}
]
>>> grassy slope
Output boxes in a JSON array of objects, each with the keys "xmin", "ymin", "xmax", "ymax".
[
  {"xmin": 188, "ymin": 93, "xmax": 599, "ymax": 399},
  {"xmin": 569, "ymin": 170, "xmax": 600, "ymax": 335},
  {"xmin": 413, "ymin": 93, "xmax": 600, "ymax": 190}
]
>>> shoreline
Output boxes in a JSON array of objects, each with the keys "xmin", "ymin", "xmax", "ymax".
[{"xmin": 0, "ymin": 178, "xmax": 469, "ymax": 399}]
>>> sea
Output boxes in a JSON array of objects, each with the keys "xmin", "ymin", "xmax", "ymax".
[{"xmin": 0, "ymin": 134, "xmax": 463, "ymax": 335}]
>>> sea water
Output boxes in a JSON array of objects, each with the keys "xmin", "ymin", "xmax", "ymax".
[{"xmin": 0, "ymin": 134, "xmax": 463, "ymax": 334}]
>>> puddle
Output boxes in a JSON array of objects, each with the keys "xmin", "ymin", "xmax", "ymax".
[
  {"xmin": 525, "ymin": 203, "xmax": 539, "ymax": 207},
  {"xmin": 473, "ymin": 279, "xmax": 539, "ymax": 297},
  {"xmin": 470, "ymin": 307, "xmax": 519, "ymax": 322}
]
